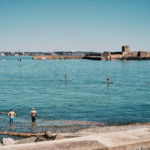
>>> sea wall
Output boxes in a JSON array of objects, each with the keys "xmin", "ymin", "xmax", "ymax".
[
  {"xmin": 33, "ymin": 55, "xmax": 84, "ymax": 60},
  {"xmin": 110, "ymin": 54, "xmax": 123, "ymax": 59},
  {"xmin": 138, "ymin": 51, "xmax": 150, "ymax": 57},
  {"xmin": 122, "ymin": 51, "xmax": 150, "ymax": 60},
  {"xmin": 83, "ymin": 56, "xmax": 101, "ymax": 60},
  {"xmin": 127, "ymin": 52, "xmax": 138, "ymax": 57},
  {"xmin": 32, "ymin": 51, "xmax": 150, "ymax": 60},
  {"xmin": 103, "ymin": 51, "xmax": 150, "ymax": 60}
]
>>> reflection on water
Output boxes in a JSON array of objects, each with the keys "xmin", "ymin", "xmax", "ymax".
[
  {"xmin": 31, "ymin": 122, "xmax": 36, "ymax": 132},
  {"xmin": 10, "ymin": 122, "xmax": 15, "ymax": 131}
]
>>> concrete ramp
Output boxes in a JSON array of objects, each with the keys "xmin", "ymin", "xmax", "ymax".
[{"xmin": 1, "ymin": 128, "xmax": 150, "ymax": 150}]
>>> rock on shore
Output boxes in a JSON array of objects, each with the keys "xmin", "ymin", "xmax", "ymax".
[
  {"xmin": 1, "ymin": 138, "xmax": 15, "ymax": 146},
  {"xmin": 0, "ymin": 130, "xmax": 66, "ymax": 146}
]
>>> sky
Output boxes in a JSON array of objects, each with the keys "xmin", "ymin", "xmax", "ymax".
[{"xmin": 0, "ymin": 0, "xmax": 150, "ymax": 52}]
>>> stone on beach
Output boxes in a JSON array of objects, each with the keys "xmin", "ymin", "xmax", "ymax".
[
  {"xmin": 15, "ymin": 137, "xmax": 37, "ymax": 144},
  {"xmin": 54, "ymin": 134, "xmax": 66, "ymax": 140},
  {"xmin": 44, "ymin": 131, "xmax": 54, "ymax": 139},
  {"xmin": 35, "ymin": 137, "xmax": 47, "ymax": 142},
  {"xmin": 1, "ymin": 138, "xmax": 15, "ymax": 146}
]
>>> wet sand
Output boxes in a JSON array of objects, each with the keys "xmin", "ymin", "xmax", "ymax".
[
  {"xmin": 1, "ymin": 123, "xmax": 150, "ymax": 150},
  {"xmin": 1, "ymin": 122, "xmax": 150, "ymax": 140},
  {"xmin": 76, "ymin": 122, "xmax": 150, "ymax": 136}
]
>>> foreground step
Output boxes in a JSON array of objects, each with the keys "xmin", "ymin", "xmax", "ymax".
[{"xmin": 1, "ymin": 128, "xmax": 150, "ymax": 150}]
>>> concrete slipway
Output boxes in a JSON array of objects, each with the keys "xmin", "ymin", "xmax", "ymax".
[{"xmin": 1, "ymin": 128, "xmax": 150, "ymax": 150}]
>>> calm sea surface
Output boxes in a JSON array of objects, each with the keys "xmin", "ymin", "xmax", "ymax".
[{"xmin": 0, "ymin": 56, "xmax": 150, "ymax": 133}]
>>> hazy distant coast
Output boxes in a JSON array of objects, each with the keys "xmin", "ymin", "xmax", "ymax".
[{"xmin": 1, "ymin": 45, "xmax": 150, "ymax": 60}]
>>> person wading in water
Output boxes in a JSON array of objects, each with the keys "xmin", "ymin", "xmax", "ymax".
[
  {"xmin": 65, "ymin": 73, "xmax": 67, "ymax": 82},
  {"xmin": 107, "ymin": 75, "xmax": 110, "ymax": 83},
  {"xmin": 30, "ymin": 108, "xmax": 37, "ymax": 123},
  {"xmin": 8, "ymin": 109, "xmax": 16, "ymax": 123}
]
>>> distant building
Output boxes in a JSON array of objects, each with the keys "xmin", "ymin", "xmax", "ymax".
[
  {"xmin": 122, "ymin": 45, "xmax": 130, "ymax": 54},
  {"xmin": 0, "ymin": 53, "xmax": 5, "ymax": 56},
  {"xmin": 85, "ymin": 52, "xmax": 101, "ymax": 56},
  {"xmin": 101, "ymin": 52, "xmax": 110, "ymax": 60},
  {"xmin": 137, "ymin": 51, "xmax": 150, "ymax": 57},
  {"xmin": 54, "ymin": 51, "xmax": 85, "ymax": 56}
]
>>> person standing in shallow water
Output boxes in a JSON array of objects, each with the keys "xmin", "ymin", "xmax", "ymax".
[
  {"xmin": 107, "ymin": 75, "xmax": 110, "ymax": 83},
  {"xmin": 30, "ymin": 108, "xmax": 37, "ymax": 123},
  {"xmin": 8, "ymin": 109, "xmax": 16, "ymax": 123},
  {"xmin": 65, "ymin": 73, "xmax": 67, "ymax": 81}
]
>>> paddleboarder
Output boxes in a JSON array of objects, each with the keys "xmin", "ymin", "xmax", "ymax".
[
  {"xmin": 107, "ymin": 75, "xmax": 110, "ymax": 83},
  {"xmin": 65, "ymin": 74, "xmax": 67, "ymax": 82}
]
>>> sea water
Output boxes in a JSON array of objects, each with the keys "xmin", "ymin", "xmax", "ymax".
[{"xmin": 0, "ymin": 57, "xmax": 150, "ymax": 133}]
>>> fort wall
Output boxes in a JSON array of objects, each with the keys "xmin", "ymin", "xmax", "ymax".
[
  {"xmin": 122, "ymin": 45, "xmax": 130, "ymax": 53},
  {"xmin": 138, "ymin": 51, "xmax": 150, "ymax": 57},
  {"xmin": 33, "ymin": 55, "xmax": 84, "ymax": 60},
  {"xmin": 32, "ymin": 46, "xmax": 150, "ymax": 60},
  {"xmin": 110, "ymin": 54, "xmax": 123, "ymax": 59}
]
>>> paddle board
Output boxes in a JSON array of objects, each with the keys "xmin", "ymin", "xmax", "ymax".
[
  {"xmin": 60, "ymin": 79, "xmax": 71, "ymax": 82},
  {"xmin": 102, "ymin": 82, "xmax": 114, "ymax": 84}
]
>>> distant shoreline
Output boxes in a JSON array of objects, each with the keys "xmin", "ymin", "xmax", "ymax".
[{"xmin": 32, "ymin": 55, "xmax": 150, "ymax": 60}]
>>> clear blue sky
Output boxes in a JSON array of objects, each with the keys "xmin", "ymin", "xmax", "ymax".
[{"xmin": 0, "ymin": 0, "xmax": 150, "ymax": 52}]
